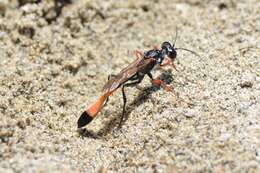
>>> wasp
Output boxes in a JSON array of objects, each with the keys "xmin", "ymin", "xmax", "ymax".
[{"xmin": 77, "ymin": 37, "xmax": 199, "ymax": 128}]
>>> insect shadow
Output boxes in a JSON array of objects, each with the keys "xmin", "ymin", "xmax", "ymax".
[{"xmin": 78, "ymin": 69, "xmax": 174, "ymax": 138}]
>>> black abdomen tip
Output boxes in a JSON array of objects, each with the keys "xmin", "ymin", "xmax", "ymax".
[{"xmin": 77, "ymin": 111, "xmax": 93, "ymax": 128}]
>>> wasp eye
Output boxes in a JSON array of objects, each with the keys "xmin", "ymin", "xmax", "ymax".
[{"xmin": 169, "ymin": 50, "xmax": 177, "ymax": 60}]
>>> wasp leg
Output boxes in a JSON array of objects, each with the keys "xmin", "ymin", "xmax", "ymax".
[
  {"xmin": 147, "ymin": 73, "xmax": 192, "ymax": 105},
  {"xmin": 108, "ymin": 74, "xmax": 116, "ymax": 80},
  {"xmin": 148, "ymin": 72, "xmax": 174, "ymax": 92},
  {"xmin": 119, "ymin": 75, "xmax": 144, "ymax": 128},
  {"xmin": 160, "ymin": 58, "xmax": 171, "ymax": 67},
  {"xmin": 160, "ymin": 58, "xmax": 177, "ymax": 71},
  {"xmin": 134, "ymin": 50, "xmax": 143, "ymax": 59},
  {"xmin": 147, "ymin": 72, "xmax": 154, "ymax": 80}
]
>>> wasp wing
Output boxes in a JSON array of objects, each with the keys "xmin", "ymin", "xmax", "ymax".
[{"xmin": 102, "ymin": 58, "xmax": 155, "ymax": 94}]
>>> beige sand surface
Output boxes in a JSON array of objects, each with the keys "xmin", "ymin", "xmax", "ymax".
[{"xmin": 0, "ymin": 0, "xmax": 259, "ymax": 172}]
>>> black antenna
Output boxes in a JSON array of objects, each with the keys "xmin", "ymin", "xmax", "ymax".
[
  {"xmin": 175, "ymin": 47, "xmax": 201, "ymax": 58},
  {"xmin": 173, "ymin": 27, "xmax": 178, "ymax": 46},
  {"xmin": 172, "ymin": 27, "xmax": 201, "ymax": 59}
]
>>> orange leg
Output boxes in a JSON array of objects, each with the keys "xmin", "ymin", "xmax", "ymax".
[
  {"xmin": 152, "ymin": 78, "xmax": 174, "ymax": 92},
  {"xmin": 160, "ymin": 58, "xmax": 177, "ymax": 71},
  {"xmin": 152, "ymin": 78, "xmax": 192, "ymax": 106},
  {"xmin": 134, "ymin": 50, "xmax": 143, "ymax": 59}
]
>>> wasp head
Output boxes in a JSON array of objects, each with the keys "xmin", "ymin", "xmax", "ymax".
[{"xmin": 161, "ymin": 41, "xmax": 177, "ymax": 61}]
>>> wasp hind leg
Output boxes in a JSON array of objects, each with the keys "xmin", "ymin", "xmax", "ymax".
[{"xmin": 118, "ymin": 75, "xmax": 144, "ymax": 128}]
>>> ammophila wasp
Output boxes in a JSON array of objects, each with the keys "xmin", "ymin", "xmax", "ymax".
[{"xmin": 77, "ymin": 32, "xmax": 199, "ymax": 128}]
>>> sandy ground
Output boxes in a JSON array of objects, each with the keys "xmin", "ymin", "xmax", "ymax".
[{"xmin": 0, "ymin": 0, "xmax": 259, "ymax": 172}]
